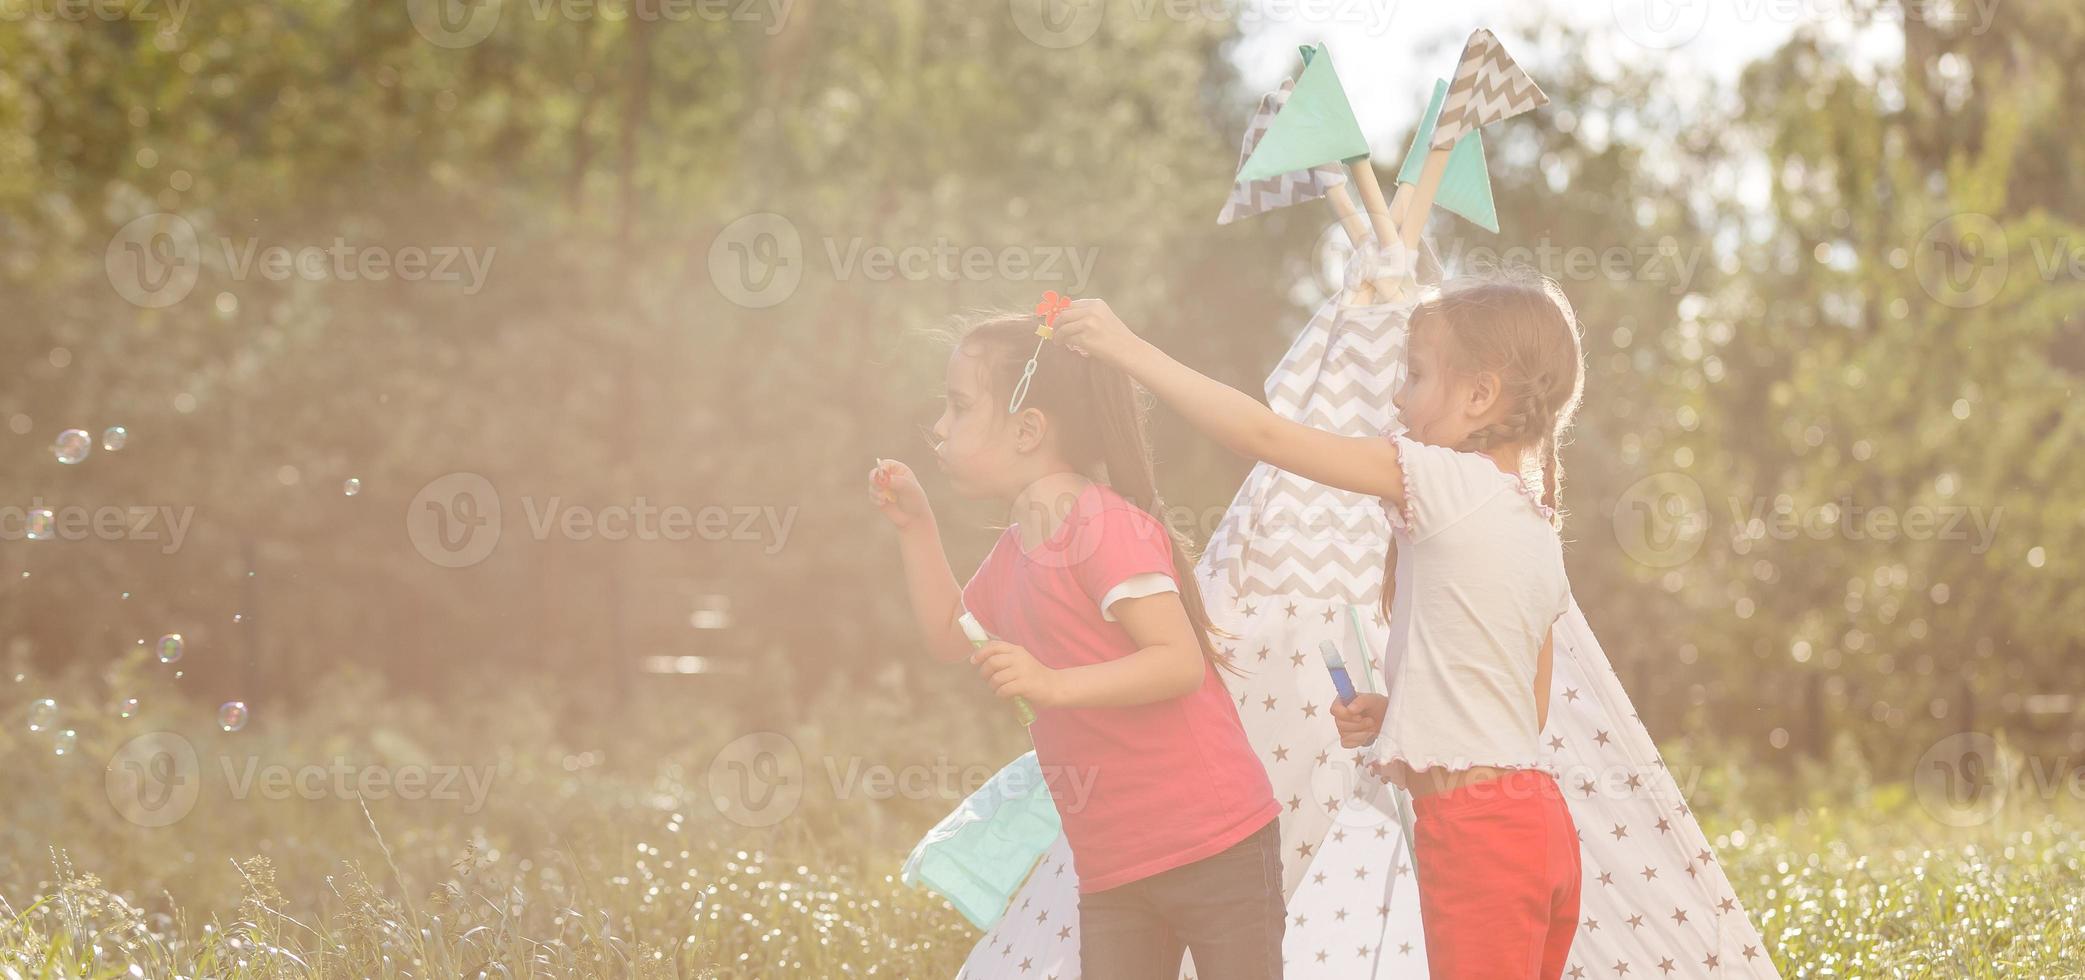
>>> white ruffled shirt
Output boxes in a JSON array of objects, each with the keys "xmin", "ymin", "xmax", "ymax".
[{"xmin": 1374, "ymin": 433, "xmax": 1571, "ymax": 778}]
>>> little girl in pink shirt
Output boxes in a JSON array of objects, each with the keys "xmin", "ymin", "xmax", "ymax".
[{"xmin": 869, "ymin": 311, "xmax": 1284, "ymax": 979}]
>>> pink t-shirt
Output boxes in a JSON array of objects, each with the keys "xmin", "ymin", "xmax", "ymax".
[{"xmin": 963, "ymin": 483, "xmax": 1279, "ymax": 894}]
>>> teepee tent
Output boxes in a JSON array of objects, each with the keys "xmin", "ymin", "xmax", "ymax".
[{"xmin": 934, "ymin": 34, "xmax": 1780, "ymax": 979}]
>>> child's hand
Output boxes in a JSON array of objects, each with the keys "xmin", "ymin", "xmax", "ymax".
[
  {"xmin": 972, "ymin": 640, "xmax": 1063, "ymax": 708},
  {"xmin": 1050, "ymin": 299, "xmax": 1148, "ymax": 369},
  {"xmin": 1330, "ymin": 693, "xmax": 1388, "ymax": 749},
  {"xmin": 867, "ymin": 458, "xmax": 931, "ymax": 530}
]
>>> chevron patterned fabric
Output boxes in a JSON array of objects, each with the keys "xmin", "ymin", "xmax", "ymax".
[
  {"xmin": 1218, "ymin": 79, "xmax": 1349, "ymax": 226},
  {"xmin": 1432, "ymin": 29, "xmax": 1549, "ymax": 150}
]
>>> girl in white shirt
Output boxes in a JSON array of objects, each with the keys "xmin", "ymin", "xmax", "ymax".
[{"xmin": 1052, "ymin": 279, "xmax": 1586, "ymax": 979}]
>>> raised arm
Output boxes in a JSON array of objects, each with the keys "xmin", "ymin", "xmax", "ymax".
[
  {"xmin": 1052, "ymin": 299, "xmax": 1409, "ymax": 504},
  {"xmin": 868, "ymin": 458, "xmax": 974, "ymax": 664}
]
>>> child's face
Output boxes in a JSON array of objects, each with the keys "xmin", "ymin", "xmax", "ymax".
[
  {"xmin": 1392, "ymin": 333, "xmax": 1484, "ymax": 449},
  {"xmin": 929, "ymin": 347, "xmax": 1025, "ymax": 499}
]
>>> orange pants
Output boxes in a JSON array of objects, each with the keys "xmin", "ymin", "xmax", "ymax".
[{"xmin": 1411, "ymin": 769, "xmax": 1581, "ymax": 979}]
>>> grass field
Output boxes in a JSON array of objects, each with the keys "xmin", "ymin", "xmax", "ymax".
[{"xmin": 3, "ymin": 665, "xmax": 2080, "ymax": 978}]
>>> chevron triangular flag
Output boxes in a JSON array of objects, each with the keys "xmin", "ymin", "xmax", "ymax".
[
  {"xmin": 1432, "ymin": 28, "xmax": 1548, "ymax": 150},
  {"xmin": 1236, "ymin": 43, "xmax": 1369, "ymax": 182},
  {"xmin": 1398, "ymin": 79, "xmax": 1498, "ymax": 233},
  {"xmin": 1219, "ymin": 79, "xmax": 1350, "ymax": 225}
]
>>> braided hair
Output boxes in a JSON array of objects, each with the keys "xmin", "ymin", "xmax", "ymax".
[{"xmin": 1382, "ymin": 277, "xmax": 1585, "ymax": 614}]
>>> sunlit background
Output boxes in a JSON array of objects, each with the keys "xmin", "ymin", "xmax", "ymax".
[{"xmin": 2, "ymin": 0, "xmax": 2080, "ymax": 975}]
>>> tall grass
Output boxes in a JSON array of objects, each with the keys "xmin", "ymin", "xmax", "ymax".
[{"xmin": 3, "ymin": 663, "xmax": 2079, "ymax": 977}]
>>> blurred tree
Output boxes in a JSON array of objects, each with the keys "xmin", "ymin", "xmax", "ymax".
[{"xmin": 2, "ymin": 3, "xmax": 2075, "ymax": 767}]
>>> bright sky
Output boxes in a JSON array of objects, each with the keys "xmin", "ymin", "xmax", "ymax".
[{"xmin": 1230, "ymin": 0, "xmax": 1910, "ymax": 155}]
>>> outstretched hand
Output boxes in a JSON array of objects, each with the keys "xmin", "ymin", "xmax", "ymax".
[
  {"xmin": 866, "ymin": 458, "xmax": 931, "ymax": 530},
  {"xmin": 1050, "ymin": 299, "xmax": 1150, "ymax": 370}
]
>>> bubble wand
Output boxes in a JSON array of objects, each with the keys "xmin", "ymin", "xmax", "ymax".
[
  {"xmin": 1318, "ymin": 639, "xmax": 1376, "ymax": 747},
  {"xmin": 1334, "ymin": 606, "xmax": 1418, "ymax": 865},
  {"xmin": 1006, "ymin": 291, "xmax": 1071, "ymax": 414},
  {"xmin": 961, "ymin": 611, "xmax": 1037, "ymax": 727}
]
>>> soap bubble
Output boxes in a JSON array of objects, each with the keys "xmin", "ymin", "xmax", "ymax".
[
  {"xmin": 26, "ymin": 509, "xmax": 55, "ymax": 540},
  {"xmin": 217, "ymin": 700, "xmax": 249, "ymax": 732},
  {"xmin": 27, "ymin": 698, "xmax": 57, "ymax": 732},
  {"xmin": 102, "ymin": 426, "xmax": 128, "ymax": 451},
  {"xmin": 156, "ymin": 633, "xmax": 184, "ymax": 664},
  {"xmin": 53, "ymin": 429, "xmax": 91, "ymax": 464},
  {"xmin": 117, "ymin": 697, "xmax": 139, "ymax": 719},
  {"xmin": 343, "ymin": 478, "xmax": 362, "ymax": 496},
  {"xmin": 52, "ymin": 729, "xmax": 77, "ymax": 755}
]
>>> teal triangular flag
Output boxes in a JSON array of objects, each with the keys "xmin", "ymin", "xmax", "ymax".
[
  {"xmin": 1237, "ymin": 44, "xmax": 1369, "ymax": 182},
  {"xmin": 1397, "ymin": 79, "xmax": 1499, "ymax": 233}
]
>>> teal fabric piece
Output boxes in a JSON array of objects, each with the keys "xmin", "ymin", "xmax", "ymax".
[
  {"xmin": 1397, "ymin": 79, "xmax": 1500, "ymax": 233},
  {"xmin": 1237, "ymin": 44, "xmax": 1370, "ymax": 182},
  {"xmin": 901, "ymin": 751, "xmax": 1063, "ymax": 930}
]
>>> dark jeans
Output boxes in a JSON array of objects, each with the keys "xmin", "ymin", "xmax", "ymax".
[{"xmin": 1078, "ymin": 817, "xmax": 1285, "ymax": 980}]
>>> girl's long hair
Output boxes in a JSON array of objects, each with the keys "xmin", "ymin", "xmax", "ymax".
[
  {"xmin": 952, "ymin": 313, "xmax": 1233, "ymax": 671},
  {"xmin": 1382, "ymin": 278, "xmax": 1586, "ymax": 615}
]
